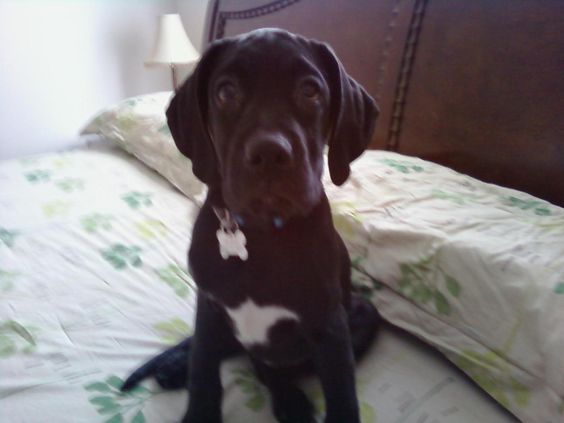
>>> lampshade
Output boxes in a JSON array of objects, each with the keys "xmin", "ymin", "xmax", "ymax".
[{"xmin": 145, "ymin": 14, "xmax": 200, "ymax": 67}]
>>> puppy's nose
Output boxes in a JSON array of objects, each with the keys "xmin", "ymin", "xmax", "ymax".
[{"xmin": 244, "ymin": 136, "xmax": 293, "ymax": 171}]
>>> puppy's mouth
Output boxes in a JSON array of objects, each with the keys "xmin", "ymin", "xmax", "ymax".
[
  {"xmin": 222, "ymin": 168, "xmax": 323, "ymax": 228},
  {"xmin": 245, "ymin": 194, "xmax": 297, "ymax": 223},
  {"xmin": 225, "ymin": 192, "xmax": 307, "ymax": 229}
]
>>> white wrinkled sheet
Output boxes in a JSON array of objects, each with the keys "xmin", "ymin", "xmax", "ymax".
[{"xmin": 0, "ymin": 144, "xmax": 516, "ymax": 422}]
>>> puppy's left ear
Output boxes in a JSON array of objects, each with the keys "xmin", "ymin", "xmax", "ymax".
[
  {"xmin": 313, "ymin": 42, "xmax": 379, "ymax": 185},
  {"xmin": 166, "ymin": 39, "xmax": 232, "ymax": 186}
]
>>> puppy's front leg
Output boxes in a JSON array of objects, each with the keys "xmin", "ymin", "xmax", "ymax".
[
  {"xmin": 308, "ymin": 306, "xmax": 360, "ymax": 423},
  {"xmin": 182, "ymin": 293, "xmax": 231, "ymax": 423}
]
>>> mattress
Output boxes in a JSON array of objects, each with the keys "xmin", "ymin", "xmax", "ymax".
[{"xmin": 0, "ymin": 143, "xmax": 517, "ymax": 422}]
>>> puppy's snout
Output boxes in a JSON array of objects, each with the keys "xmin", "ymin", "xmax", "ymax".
[{"xmin": 244, "ymin": 136, "xmax": 293, "ymax": 171}]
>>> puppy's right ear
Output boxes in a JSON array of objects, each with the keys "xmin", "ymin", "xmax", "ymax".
[
  {"xmin": 310, "ymin": 41, "xmax": 378, "ymax": 186},
  {"xmin": 166, "ymin": 40, "xmax": 231, "ymax": 186}
]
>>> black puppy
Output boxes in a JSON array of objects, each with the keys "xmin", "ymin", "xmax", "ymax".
[{"xmin": 122, "ymin": 29, "xmax": 380, "ymax": 423}]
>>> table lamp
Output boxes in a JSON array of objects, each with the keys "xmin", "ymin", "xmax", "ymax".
[{"xmin": 146, "ymin": 14, "xmax": 200, "ymax": 90}]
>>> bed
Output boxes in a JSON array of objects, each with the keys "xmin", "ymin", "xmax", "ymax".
[
  {"xmin": 0, "ymin": 135, "xmax": 521, "ymax": 423},
  {"xmin": 1, "ymin": 1, "xmax": 563, "ymax": 423}
]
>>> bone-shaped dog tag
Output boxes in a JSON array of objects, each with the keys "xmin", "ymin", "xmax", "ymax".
[
  {"xmin": 217, "ymin": 228, "xmax": 248, "ymax": 260},
  {"xmin": 214, "ymin": 207, "xmax": 249, "ymax": 261}
]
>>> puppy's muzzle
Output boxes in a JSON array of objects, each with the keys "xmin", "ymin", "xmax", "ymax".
[{"xmin": 244, "ymin": 134, "xmax": 293, "ymax": 174}]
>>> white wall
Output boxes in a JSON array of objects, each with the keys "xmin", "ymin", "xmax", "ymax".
[
  {"xmin": 178, "ymin": 0, "xmax": 211, "ymax": 53},
  {"xmin": 167, "ymin": 0, "xmax": 212, "ymax": 85},
  {"xmin": 0, "ymin": 0, "xmax": 194, "ymax": 160}
]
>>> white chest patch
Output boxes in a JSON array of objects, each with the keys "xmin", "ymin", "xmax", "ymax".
[{"xmin": 225, "ymin": 299, "xmax": 299, "ymax": 346}]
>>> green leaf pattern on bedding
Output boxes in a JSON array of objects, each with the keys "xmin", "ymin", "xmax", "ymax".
[
  {"xmin": 0, "ymin": 227, "xmax": 19, "ymax": 248},
  {"xmin": 231, "ymin": 367, "xmax": 268, "ymax": 412},
  {"xmin": 153, "ymin": 317, "xmax": 191, "ymax": 344},
  {"xmin": 24, "ymin": 169, "xmax": 52, "ymax": 183},
  {"xmin": 81, "ymin": 213, "xmax": 115, "ymax": 233},
  {"xmin": 359, "ymin": 401, "xmax": 377, "ymax": 423},
  {"xmin": 18, "ymin": 156, "xmax": 40, "ymax": 166},
  {"xmin": 154, "ymin": 264, "xmax": 193, "ymax": 298},
  {"xmin": 432, "ymin": 189, "xmax": 482, "ymax": 206},
  {"xmin": 55, "ymin": 177, "xmax": 85, "ymax": 192},
  {"xmin": 503, "ymin": 196, "xmax": 552, "ymax": 216},
  {"xmin": 85, "ymin": 375, "xmax": 154, "ymax": 423},
  {"xmin": 101, "ymin": 244, "xmax": 143, "ymax": 270},
  {"xmin": 380, "ymin": 158, "xmax": 424, "ymax": 174},
  {"xmin": 52, "ymin": 156, "xmax": 73, "ymax": 169},
  {"xmin": 0, "ymin": 320, "xmax": 37, "ymax": 358},
  {"xmin": 397, "ymin": 254, "xmax": 461, "ymax": 316},
  {"xmin": 0, "ymin": 269, "xmax": 19, "ymax": 293},
  {"xmin": 158, "ymin": 124, "xmax": 171, "ymax": 136},
  {"xmin": 42, "ymin": 199, "xmax": 72, "ymax": 217},
  {"xmin": 121, "ymin": 192, "xmax": 153, "ymax": 210},
  {"xmin": 351, "ymin": 255, "xmax": 383, "ymax": 299},
  {"xmin": 431, "ymin": 185, "xmax": 557, "ymax": 221},
  {"xmin": 330, "ymin": 201, "xmax": 364, "ymax": 240},
  {"xmin": 115, "ymin": 112, "xmax": 140, "ymax": 133},
  {"xmin": 554, "ymin": 282, "xmax": 564, "ymax": 295},
  {"xmin": 135, "ymin": 219, "xmax": 167, "ymax": 240},
  {"xmin": 123, "ymin": 97, "xmax": 142, "ymax": 108},
  {"xmin": 455, "ymin": 349, "xmax": 530, "ymax": 409}
]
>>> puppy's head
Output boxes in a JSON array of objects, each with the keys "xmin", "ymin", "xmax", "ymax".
[{"xmin": 167, "ymin": 29, "xmax": 378, "ymax": 224}]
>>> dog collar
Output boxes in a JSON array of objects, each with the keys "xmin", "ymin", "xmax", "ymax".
[
  {"xmin": 234, "ymin": 214, "xmax": 285, "ymax": 229},
  {"xmin": 213, "ymin": 207, "xmax": 248, "ymax": 261}
]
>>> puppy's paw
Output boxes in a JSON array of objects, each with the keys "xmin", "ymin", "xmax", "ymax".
[{"xmin": 271, "ymin": 386, "xmax": 315, "ymax": 423}]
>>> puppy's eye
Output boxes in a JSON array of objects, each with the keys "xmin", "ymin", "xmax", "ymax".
[
  {"xmin": 301, "ymin": 81, "xmax": 321, "ymax": 100},
  {"xmin": 217, "ymin": 82, "xmax": 239, "ymax": 105}
]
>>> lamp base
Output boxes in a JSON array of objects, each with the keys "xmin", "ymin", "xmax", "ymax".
[{"xmin": 170, "ymin": 64, "xmax": 178, "ymax": 91}]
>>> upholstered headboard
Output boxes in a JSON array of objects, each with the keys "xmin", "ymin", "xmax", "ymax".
[{"xmin": 204, "ymin": 0, "xmax": 564, "ymax": 206}]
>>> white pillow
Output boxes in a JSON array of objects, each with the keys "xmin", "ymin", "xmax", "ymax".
[
  {"xmin": 81, "ymin": 92, "xmax": 205, "ymax": 200},
  {"xmin": 325, "ymin": 151, "xmax": 564, "ymax": 423}
]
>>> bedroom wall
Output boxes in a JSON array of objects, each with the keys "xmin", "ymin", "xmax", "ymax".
[
  {"xmin": 175, "ymin": 0, "xmax": 212, "ymax": 84},
  {"xmin": 178, "ymin": 0, "xmax": 211, "ymax": 52},
  {"xmin": 0, "ymin": 0, "xmax": 209, "ymax": 160}
]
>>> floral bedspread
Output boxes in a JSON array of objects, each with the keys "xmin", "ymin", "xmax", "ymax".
[{"xmin": 0, "ymin": 144, "xmax": 522, "ymax": 422}]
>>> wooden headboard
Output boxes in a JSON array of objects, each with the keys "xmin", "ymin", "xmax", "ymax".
[{"xmin": 204, "ymin": 0, "xmax": 564, "ymax": 206}]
